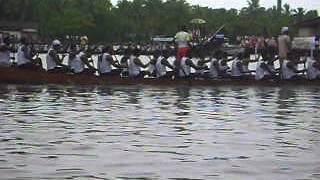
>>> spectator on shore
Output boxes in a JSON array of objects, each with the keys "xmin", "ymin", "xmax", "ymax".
[{"xmin": 266, "ymin": 37, "xmax": 278, "ymax": 59}]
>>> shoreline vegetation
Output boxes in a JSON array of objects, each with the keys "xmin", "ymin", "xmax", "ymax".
[{"xmin": 0, "ymin": 0, "xmax": 318, "ymax": 43}]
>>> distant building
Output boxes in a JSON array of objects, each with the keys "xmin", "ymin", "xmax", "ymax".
[
  {"xmin": 295, "ymin": 17, "xmax": 320, "ymax": 37},
  {"xmin": 0, "ymin": 21, "xmax": 39, "ymax": 42}
]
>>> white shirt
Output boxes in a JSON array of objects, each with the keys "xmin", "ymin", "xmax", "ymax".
[
  {"xmin": 306, "ymin": 57, "xmax": 320, "ymax": 80},
  {"xmin": 255, "ymin": 61, "xmax": 271, "ymax": 80},
  {"xmin": 98, "ymin": 53, "xmax": 112, "ymax": 74},
  {"xmin": 179, "ymin": 57, "xmax": 191, "ymax": 77},
  {"xmin": 147, "ymin": 63, "xmax": 155, "ymax": 74},
  {"xmin": 209, "ymin": 58, "xmax": 219, "ymax": 78},
  {"xmin": 147, "ymin": 56, "xmax": 156, "ymax": 75},
  {"xmin": 16, "ymin": 45, "xmax": 30, "ymax": 66},
  {"xmin": 128, "ymin": 55, "xmax": 141, "ymax": 77},
  {"xmin": 156, "ymin": 56, "xmax": 167, "ymax": 77},
  {"xmin": 231, "ymin": 58, "xmax": 243, "ymax": 77},
  {"xmin": 69, "ymin": 53, "xmax": 84, "ymax": 73},
  {"xmin": 46, "ymin": 48, "xmax": 58, "ymax": 70},
  {"xmin": 282, "ymin": 60, "xmax": 297, "ymax": 80},
  {"xmin": 218, "ymin": 59, "xmax": 229, "ymax": 73},
  {"xmin": 0, "ymin": 50, "xmax": 10, "ymax": 67}
]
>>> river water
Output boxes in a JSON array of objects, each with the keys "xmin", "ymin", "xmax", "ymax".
[{"xmin": 0, "ymin": 84, "xmax": 320, "ymax": 180}]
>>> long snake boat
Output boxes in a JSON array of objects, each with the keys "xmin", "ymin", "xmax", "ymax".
[{"xmin": 0, "ymin": 67, "xmax": 320, "ymax": 86}]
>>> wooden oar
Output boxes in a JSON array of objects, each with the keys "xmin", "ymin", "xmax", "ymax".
[{"xmin": 206, "ymin": 24, "xmax": 226, "ymax": 44}]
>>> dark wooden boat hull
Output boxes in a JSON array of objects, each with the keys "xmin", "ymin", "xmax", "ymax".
[{"xmin": 0, "ymin": 67, "xmax": 319, "ymax": 87}]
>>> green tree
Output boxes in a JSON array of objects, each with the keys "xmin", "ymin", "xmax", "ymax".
[
  {"xmin": 45, "ymin": 8, "xmax": 95, "ymax": 37},
  {"xmin": 0, "ymin": 0, "xmax": 318, "ymax": 42}
]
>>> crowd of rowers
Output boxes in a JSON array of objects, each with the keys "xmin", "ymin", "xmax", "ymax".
[{"xmin": 0, "ymin": 38, "xmax": 320, "ymax": 81}]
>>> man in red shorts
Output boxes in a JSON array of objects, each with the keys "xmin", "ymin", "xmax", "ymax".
[{"xmin": 174, "ymin": 26, "xmax": 192, "ymax": 67}]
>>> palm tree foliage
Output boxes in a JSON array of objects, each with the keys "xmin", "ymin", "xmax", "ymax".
[{"xmin": 0, "ymin": 0, "xmax": 317, "ymax": 42}]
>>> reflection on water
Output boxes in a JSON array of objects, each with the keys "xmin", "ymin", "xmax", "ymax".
[{"xmin": 0, "ymin": 84, "xmax": 320, "ymax": 180}]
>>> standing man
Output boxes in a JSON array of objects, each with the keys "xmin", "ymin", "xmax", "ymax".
[
  {"xmin": 174, "ymin": 25, "xmax": 192, "ymax": 67},
  {"xmin": 278, "ymin": 27, "xmax": 291, "ymax": 69}
]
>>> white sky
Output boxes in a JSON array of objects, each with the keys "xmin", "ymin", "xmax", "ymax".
[{"xmin": 110, "ymin": 0, "xmax": 320, "ymax": 11}]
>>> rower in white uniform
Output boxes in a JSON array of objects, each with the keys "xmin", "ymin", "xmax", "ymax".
[
  {"xmin": 127, "ymin": 48, "xmax": 149, "ymax": 78},
  {"xmin": 194, "ymin": 49, "xmax": 209, "ymax": 78},
  {"xmin": 255, "ymin": 60, "xmax": 274, "ymax": 80},
  {"xmin": 77, "ymin": 48, "xmax": 97, "ymax": 74},
  {"xmin": 146, "ymin": 50, "xmax": 160, "ymax": 77},
  {"xmin": 255, "ymin": 50, "xmax": 276, "ymax": 80},
  {"xmin": 155, "ymin": 50, "xmax": 175, "ymax": 78},
  {"xmin": 197, "ymin": 51, "xmax": 219, "ymax": 78},
  {"xmin": 98, "ymin": 46, "xmax": 122, "ymax": 76},
  {"xmin": 306, "ymin": 51, "xmax": 320, "ymax": 80},
  {"xmin": 217, "ymin": 52, "xmax": 232, "ymax": 78},
  {"xmin": 178, "ymin": 50, "xmax": 205, "ymax": 78},
  {"xmin": 231, "ymin": 53, "xmax": 246, "ymax": 79},
  {"xmin": 207, "ymin": 51, "xmax": 232, "ymax": 78},
  {"xmin": 120, "ymin": 49, "xmax": 130, "ymax": 77},
  {"xmin": 16, "ymin": 37, "xmax": 43, "ymax": 70},
  {"xmin": 281, "ymin": 52, "xmax": 305, "ymax": 80},
  {"xmin": 232, "ymin": 52, "xmax": 256, "ymax": 79},
  {"xmin": 46, "ymin": 40, "xmax": 67, "ymax": 72},
  {"xmin": 68, "ymin": 44, "xmax": 83, "ymax": 74},
  {"xmin": 0, "ymin": 43, "xmax": 10, "ymax": 67}
]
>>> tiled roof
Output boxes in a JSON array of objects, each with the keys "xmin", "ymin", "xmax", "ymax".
[{"xmin": 295, "ymin": 17, "xmax": 320, "ymax": 27}]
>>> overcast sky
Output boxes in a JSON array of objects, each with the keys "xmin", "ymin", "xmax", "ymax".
[{"xmin": 110, "ymin": 0, "xmax": 320, "ymax": 11}]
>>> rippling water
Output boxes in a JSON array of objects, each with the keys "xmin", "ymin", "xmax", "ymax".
[{"xmin": 0, "ymin": 84, "xmax": 320, "ymax": 180}]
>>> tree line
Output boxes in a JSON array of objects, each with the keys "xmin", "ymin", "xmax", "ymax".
[{"xmin": 0, "ymin": 0, "xmax": 318, "ymax": 43}]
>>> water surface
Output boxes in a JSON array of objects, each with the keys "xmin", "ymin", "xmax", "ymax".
[{"xmin": 0, "ymin": 84, "xmax": 319, "ymax": 180}]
